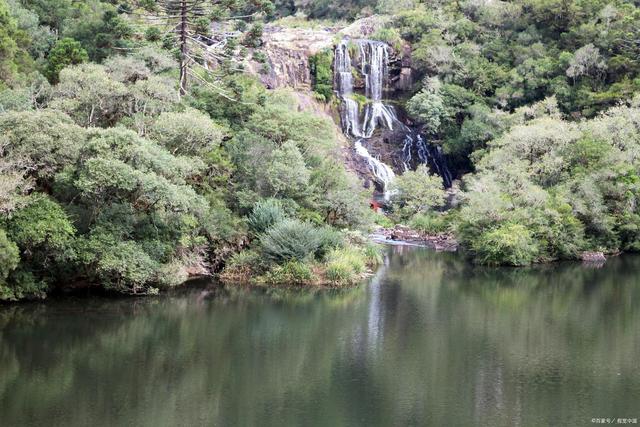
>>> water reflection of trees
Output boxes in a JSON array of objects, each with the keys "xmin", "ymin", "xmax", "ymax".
[
  {"xmin": 0, "ymin": 251, "xmax": 638, "ymax": 426},
  {"xmin": 375, "ymin": 249, "xmax": 640, "ymax": 426}
]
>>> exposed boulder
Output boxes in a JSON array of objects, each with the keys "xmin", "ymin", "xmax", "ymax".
[
  {"xmin": 372, "ymin": 224, "xmax": 458, "ymax": 251},
  {"xmin": 581, "ymin": 251, "xmax": 606, "ymax": 263}
]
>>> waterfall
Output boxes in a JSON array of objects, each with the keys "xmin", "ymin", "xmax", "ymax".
[
  {"xmin": 358, "ymin": 41, "xmax": 388, "ymax": 101},
  {"xmin": 335, "ymin": 41, "xmax": 362, "ymax": 138},
  {"xmin": 333, "ymin": 38, "xmax": 454, "ymax": 196},
  {"xmin": 334, "ymin": 39, "xmax": 396, "ymax": 193},
  {"xmin": 402, "ymin": 133, "xmax": 453, "ymax": 188},
  {"xmin": 362, "ymin": 102, "xmax": 396, "ymax": 138},
  {"xmin": 355, "ymin": 140, "xmax": 395, "ymax": 199}
]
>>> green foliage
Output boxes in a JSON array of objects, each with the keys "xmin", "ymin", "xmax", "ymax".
[
  {"xmin": 371, "ymin": 27, "xmax": 402, "ymax": 51},
  {"xmin": 454, "ymin": 101, "xmax": 640, "ymax": 265},
  {"xmin": 0, "ymin": 0, "xmax": 384, "ymax": 300},
  {"xmin": 0, "ymin": 229, "xmax": 19, "ymax": 283},
  {"xmin": 145, "ymin": 24, "xmax": 161, "ymax": 42},
  {"xmin": 260, "ymin": 219, "xmax": 324, "ymax": 262},
  {"xmin": 309, "ymin": 49, "xmax": 333, "ymax": 101},
  {"xmin": 149, "ymin": 109, "xmax": 226, "ymax": 156},
  {"xmin": 264, "ymin": 260, "xmax": 313, "ymax": 286},
  {"xmin": 65, "ymin": 9, "xmax": 132, "ymax": 62},
  {"xmin": 6, "ymin": 195, "xmax": 75, "ymax": 253},
  {"xmin": 409, "ymin": 213, "xmax": 447, "ymax": 234},
  {"xmin": 406, "ymin": 80, "xmax": 444, "ymax": 133},
  {"xmin": 75, "ymin": 231, "xmax": 160, "ymax": 293},
  {"xmin": 45, "ymin": 38, "xmax": 88, "ymax": 83},
  {"xmin": 228, "ymin": 90, "xmax": 371, "ymax": 227},
  {"xmin": 472, "ymin": 223, "xmax": 539, "ymax": 267},
  {"xmin": 325, "ymin": 246, "xmax": 366, "ymax": 285},
  {"xmin": 247, "ymin": 198, "xmax": 287, "ymax": 234},
  {"xmin": 0, "ymin": 0, "xmax": 34, "ymax": 86},
  {"xmin": 390, "ymin": 165, "xmax": 446, "ymax": 219}
]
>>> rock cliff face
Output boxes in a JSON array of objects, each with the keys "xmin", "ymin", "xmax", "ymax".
[
  {"xmin": 249, "ymin": 16, "xmax": 404, "ymax": 91},
  {"xmin": 249, "ymin": 26, "xmax": 334, "ymax": 89}
]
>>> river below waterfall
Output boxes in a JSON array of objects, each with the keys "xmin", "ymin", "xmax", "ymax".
[{"xmin": 1, "ymin": 247, "xmax": 639, "ymax": 426}]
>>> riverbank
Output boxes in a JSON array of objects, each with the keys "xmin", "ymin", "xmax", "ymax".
[{"xmin": 371, "ymin": 224, "xmax": 458, "ymax": 251}]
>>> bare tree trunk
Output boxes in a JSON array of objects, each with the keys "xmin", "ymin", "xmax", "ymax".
[{"xmin": 178, "ymin": 0, "xmax": 188, "ymax": 97}]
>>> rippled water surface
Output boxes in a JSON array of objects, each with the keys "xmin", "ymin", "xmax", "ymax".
[{"xmin": 1, "ymin": 247, "xmax": 639, "ymax": 426}]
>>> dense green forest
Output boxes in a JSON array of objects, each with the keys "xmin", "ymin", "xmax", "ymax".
[{"xmin": 2, "ymin": 0, "xmax": 640, "ymax": 300}]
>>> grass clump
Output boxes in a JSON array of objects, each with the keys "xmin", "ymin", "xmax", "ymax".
[
  {"xmin": 264, "ymin": 260, "xmax": 314, "ymax": 286},
  {"xmin": 409, "ymin": 213, "xmax": 448, "ymax": 234}
]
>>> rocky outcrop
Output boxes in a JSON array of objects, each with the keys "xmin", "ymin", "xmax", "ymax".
[
  {"xmin": 581, "ymin": 251, "xmax": 606, "ymax": 263},
  {"xmin": 248, "ymin": 26, "xmax": 334, "ymax": 90},
  {"xmin": 340, "ymin": 15, "xmax": 392, "ymax": 38},
  {"xmin": 248, "ymin": 16, "xmax": 407, "ymax": 91}
]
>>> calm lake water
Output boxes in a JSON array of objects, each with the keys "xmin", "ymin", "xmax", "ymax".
[{"xmin": 1, "ymin": 247, "xmax": 639, "ymax": 427}]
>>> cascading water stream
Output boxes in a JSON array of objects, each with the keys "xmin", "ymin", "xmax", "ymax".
[
  {"xmin": 401, "ymin": 133, "xmax": 453, "ymax": 188},
  {"xmin": 335, "ymin": 40, "xmax": 397, "ymax": 194},
  {"xmin": 334, "ymin": 38, "xmax": 453, "ymax": 197},
  {"xmin": 354, "ymin": 140, "xmax": 395, "ymax": 198}
]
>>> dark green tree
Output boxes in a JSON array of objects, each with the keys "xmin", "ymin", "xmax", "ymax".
[{"xmin": 45, "ymin": 37, "xmax": 88, "ymax": 83}]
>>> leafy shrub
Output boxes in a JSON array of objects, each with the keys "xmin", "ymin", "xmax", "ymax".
[
  {"xmin": 1, "ymin": 269, "xmax": 47, "ymax": 301},
  {"xmin": 374, "ymin": 213, "xmax": 394, "ymax": 228},
  {"xmin": 390, "ymin": 165, "xmax": 446, "ymax": 219},
  {"xmin": 145, "ymin": 27, "xmax": 161, "ymax": 42},
  {"xmin": 324, "ymin": 246, "xmax": 367, "ymax": 285},
  {"xmin": 325, "ymin": 260, "xmax": 353, "ymax": 284},
  {"xmin": 6, "ymin": 195, "xmax": 75, "ymax": 256},
  {"xmin": 410, "ymin": 213, "xmax": 448, "ymax": 234},
  {"xmin": 264, "ymin": 260, "xmax": 313, "ymax": 285},
  {"xmin": 316, "ymin": 225, "xmax": 343, "ymax": 257},
  {"xmin": 309, "ymin": 49, "xmax": 333, "ymax": 102},
  {"xmin": 471, "ymin": 223, "xmax": 539, "ymax": 266},
  {"xmin": 76, "ymin": 233, "xmax": 160, "ymax": 293},
  {"xmin": 260, "ymin": 219, "xmax": 323, "ymax": 262},
  {"xmin": 220, "ymin": 249, "xmax": 263, "ymax": 282},
  {"xmin": 0, "ymin": 229, "xmax": 19, "ymax": 289},
  {"xmin": 371, "ymin": 27, "xmax": 403, "ymax": 51},
  {"xmin": 248, "ymin": 199, "xmax": 287, "ymax": 234},
  {"xmin": 46, "ymin": 37, "xmax": 88, "ymax": 83}
]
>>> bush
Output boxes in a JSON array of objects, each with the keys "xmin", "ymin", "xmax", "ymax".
[
  {"xmin": 309, "ymin": 49, "xmax": 333, "ymax": 102},
  {"xmin": 371, "ymin": 27, "xmax": 403, "ymax": 51},
  {"xmin": 325, "ymin": 260, "xmax": 354, "ymax": 284},
  {"xmin": 220, "ymin": 249, "xmax": 263, "ymax": 282},
  {"xmin": 45, "ymin": 38, "xmax": 88, "ymax": 83},
  {"xmin": 260, "ymin": 219, "xmax": 323, "ymax": 262},
  {"xmin": 0, "ymin": 229, "xmax": 19, "ymax": 286},
  {"xmin": 471, "ymin": 223, "xmax": 539, "ymax": 266},
  {"xmin": 324, "ymin": 246, "xmax": 368, "ymax": 285},
  {"xmin": 264, "ymin": 260, "xmax": 313, "ymax": 285},
  {"xmin": 362, "ymin": 242, "xmax": 384, "ymax": 266},
  {"xmin": 410, "ymin": 213, "xmax": 448, "ymax": 234},
  {"xmin": 316, "ymin": 225, "xmax": 343, "ymax": 256},
  {"xmin": 6, "ymin": 195, "xmax": 75, "ymax": 256},
  {"xmin": 145, "ymin": 27, "xmax": 161, "ymax": 42},
  {"xmin": 247, "ymin": 199, "xmax": 287, "ymax": 234},
  {"xmin": 376, "ymin": 216, "xmax": 394, "ymax": 229},
  {"xmin": 390, "ymin": 165, "xmax": 446, "ymax": 218}
]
